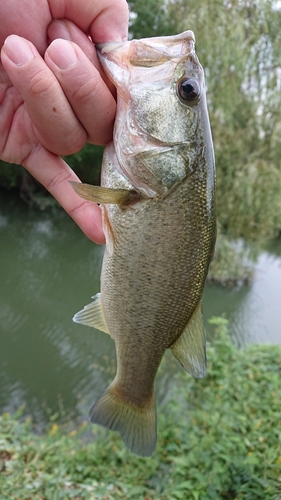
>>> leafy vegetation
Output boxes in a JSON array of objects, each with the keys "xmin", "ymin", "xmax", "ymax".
[
  {"xmin": 1, "ymin": 318, "xmax": 281, "ymax": 499},
  {"xmin": 1, "ymin": 0, "xmax": 281, "ymax": 243},
  {"xmin": 207, "ymin": 232, "xmax": 254, "ymax": 286},
  {"xmin": 130, "ymin": 0, "xmax": 281, "ymax": 241},
  {"xmin": 0, "ymin": 144, "xmax": 103, "ymax": 209}
]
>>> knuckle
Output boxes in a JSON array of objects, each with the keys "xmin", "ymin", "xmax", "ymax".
[
  {"xmin": 65, "ymin": 132, "xmax": 87, "ymax": 155},
  {"xmin": 52, "ymin": 129, "xmax": 87, "ymax": 156},
  {"xmin": 46, "ymin": 168, "xmax": 72, "ymax": 193},
  {"xmin": 28, "ymin": 71, "xmax": 57, "ymax": 99},
  {"xmin": 71, "ymin": 77, "xmax": 100, "ymax": 104}
]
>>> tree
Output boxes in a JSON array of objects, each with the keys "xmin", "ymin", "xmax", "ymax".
[{"xmin": 130, "ymin": 0, "xmax": 281, "ymax": 240}]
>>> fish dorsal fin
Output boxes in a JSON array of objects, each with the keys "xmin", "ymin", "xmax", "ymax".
[
  {"xmin": 72, "ymin": 293, "xmax": 110, "ymax": 334},
  {"xmin": 171, "ymin": 301, "xmax": 206, "ymax": 379}
]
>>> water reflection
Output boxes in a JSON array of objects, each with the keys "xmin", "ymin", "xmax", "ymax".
[
  {"xmin": 0, "ymin": 191, "xmax": 281, "ymax": 426},
  {"xmin": 233, "ymin": 252, "xmax": 281, "ymax": 344},
  {"xmin": 204, "ymin": 248, "xmax": 281, "ymax": 346}
]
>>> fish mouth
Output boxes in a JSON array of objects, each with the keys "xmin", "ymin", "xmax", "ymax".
[
  {"xmin": 96, "ymin": 41, "xmax": 125, "ymax": 52},
  {"xmin": 96, "ymin": 30, "xmax": 195, "ymax": 50},
  {"xmin": 96, "ymin": 30, "xmax": 196, "ymax": 63},
  {"xmin": 96, "ymin": 31, "xmax": 198, "ymax": 90}
]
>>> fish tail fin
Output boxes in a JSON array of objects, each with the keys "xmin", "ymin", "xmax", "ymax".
[{"xmin": 89, "ymin": 381, "xmax": 157, "ymax": 457}]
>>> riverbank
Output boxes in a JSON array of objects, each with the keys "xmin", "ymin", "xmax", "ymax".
[{"xmin": 1, "ymin": 318, "xmax": 280, "ymax": 500}]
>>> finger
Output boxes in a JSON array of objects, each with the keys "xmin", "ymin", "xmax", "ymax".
[
  {"xmin": 47, "ymin": 19, "xmax": 116, "ymax": 96},
  {"xmin": 0, "ymin": 0, "xmax": 51, "ymax": 53},
  {"xmin": 45, "ymin": 38, "xmax": 116, "ymax": 145},
  {"xmin": 23, "ymin": 145, "xmax": 105, "ymax": 244},
  {"xmin": 1, "ymin": 35, "xmax": 87, "ymax": 156},
  {"xmin": 0, "ymin": 64, "xmax": 23, "ymax": 159},
  {"xmin": 89, "ymin": 0, "xmax": 129, "ymax": 43},
  {"xmin": 48, "ymin": 0, "xmax": 129, "ymax": 42},
  {"xmin": 48, "ymin": 20, "xmax": 98, "ymax": 65}
]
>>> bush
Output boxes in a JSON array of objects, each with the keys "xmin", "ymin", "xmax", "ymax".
[
  {"xmin": 0, "ymin": 144, "xmax": 103, "ymax": 208},
  {"xmin": 0, "ymin": 318, "xmax": 281, "ymax": 499},
  {"xmin": 207, "ymin": 233, "xmax": 254, "ymax": 286}
]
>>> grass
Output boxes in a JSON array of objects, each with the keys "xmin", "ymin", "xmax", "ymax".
[{"xmin": 1, "ymin": 317, "xmax": 281, "ymax": 499}]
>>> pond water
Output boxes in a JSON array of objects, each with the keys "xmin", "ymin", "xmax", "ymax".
[{"xmin": 0, "ymin": 192, "xmax": 281, "ymax": 427}]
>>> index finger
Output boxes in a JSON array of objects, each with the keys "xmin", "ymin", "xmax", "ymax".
[
  {"xmin": 23, "ymin": 145, "xmax": 105, "ymax": 244},
  {"xmin": 49, "ymin": 0, "xmax": 129, "ymax": 42}
]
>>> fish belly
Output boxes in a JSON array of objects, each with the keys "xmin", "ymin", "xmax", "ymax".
[{"xmin": 103, "ymin": 143, "xmax": 213, "ymax": 380}]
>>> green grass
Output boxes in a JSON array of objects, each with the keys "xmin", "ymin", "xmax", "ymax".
[{"xmin": 1, "ymin": 318, "xmax": 281, "ymax": 499}]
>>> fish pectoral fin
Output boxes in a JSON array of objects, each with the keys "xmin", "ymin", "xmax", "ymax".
[
  {"xmin": 72, "ymin": 293, "xmax": 110, "ymax": 335},
  {"xmin": 171, "ymin": 301, "xmax": 206, "ymax": 379},
  {"xmin": 70, "ymin": 182, "xmax": 139, "ymax": 206}
]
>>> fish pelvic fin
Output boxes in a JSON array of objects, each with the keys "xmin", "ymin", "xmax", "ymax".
[
  {"xmin": 89, "ymin": 381, "xmax": 157, "ymax": 457},
  {"xmin": 171, "ymin": 301, "xmax": 206, "ymax": 379},
  {"xmin": 72, "ymin": 293, "xmax": 109, "ymax": 334},
  {"xmin": 70, "ymin": 182, "xmax": 140, "ymax": 206}
]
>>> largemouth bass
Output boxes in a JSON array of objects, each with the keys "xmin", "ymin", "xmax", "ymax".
[{"xmin": 71, "ymin": 30, "xmax": 216, "ymax": 457}]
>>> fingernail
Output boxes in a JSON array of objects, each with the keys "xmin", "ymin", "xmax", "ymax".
[
  {"xmin": 48, "ymin": 20, "xmax": 72, "ymax": 43},
  {"xmin": 3, "ymin": 35, "xmax": 35, "ymax": 65},
  {"xmin": 48, "ymin": 39, "xmax": 78, "ymax": 69}
]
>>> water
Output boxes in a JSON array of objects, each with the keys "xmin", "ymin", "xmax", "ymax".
[
  {"xmin": 0, "ymin": 192, "xmax": 281, "ymax": 426},
  {"xmin": 204, "ymin": 249, "xmax": 281, "ymax": 346}
]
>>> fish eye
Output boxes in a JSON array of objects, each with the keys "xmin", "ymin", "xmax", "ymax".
[{"xmin": 178, "ymin": 78, "xmax": 200, "ymax": 105}]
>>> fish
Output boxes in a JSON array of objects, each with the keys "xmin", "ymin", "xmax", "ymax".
[{"xmin": 71, "ymin": 30, "xmax": 216, "ymax": 457}]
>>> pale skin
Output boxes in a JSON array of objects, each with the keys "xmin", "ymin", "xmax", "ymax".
[{"xmin": 0, "ymin": 0, "xmax": 129, "ymax": 243}]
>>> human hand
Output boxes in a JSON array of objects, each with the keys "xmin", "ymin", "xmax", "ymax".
[{"xmin": 0, "ymin": 0, "xmax": 129, "ymax": 243}]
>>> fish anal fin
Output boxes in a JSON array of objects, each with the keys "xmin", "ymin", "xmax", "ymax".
[
  {"xmin": 70, "ymin": 182, "xmax": 140, "ymax": 206},
  {"xmin": 90, "ymin": 380, "xmax": 157, "ymax": 457},
  {"xmin": 72, "ymin": 293, "xmax": 110, "ymax": 335},
  {"xmin": 171, "ymin": 301, "xmax": 206, "ymax": 379}
]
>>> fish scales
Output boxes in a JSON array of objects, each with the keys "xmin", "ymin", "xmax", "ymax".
[{"xmin": 72, "ymin": 30, "xmax": 216, "ymax": 457}]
